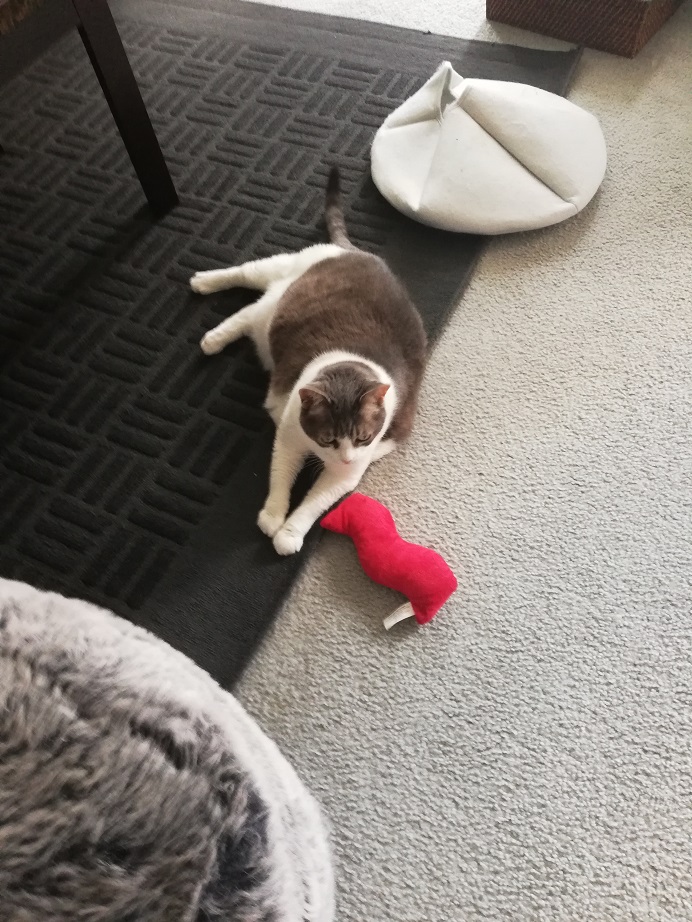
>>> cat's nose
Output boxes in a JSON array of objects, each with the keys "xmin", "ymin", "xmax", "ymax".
[{"xmin": 341, "ymin": 457, "xmax": 353, "ymax": 465}]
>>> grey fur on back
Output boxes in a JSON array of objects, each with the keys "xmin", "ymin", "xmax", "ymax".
[
  {"xmin": 0, "ymin": 578, "xmax": 334, "ymax": 922},
  {"xmin": 269, "ymin": 250, "xmax": 427, "ymax": 442}
]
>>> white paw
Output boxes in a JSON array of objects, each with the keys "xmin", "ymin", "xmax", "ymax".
[
  {"xmin": 273, "ymin": 524, "xmax": 304, "ymax": 556},
  {"xmin": 373, "ymin": 439, "xmax": 396, "ymax": 462},
  {"xmin": 200, "ymin": 331, "xmax": 225, "ymax": 355},
  {"xmin": 258, "ymin": 506, "xmax": 285, "ymax": 538},
  {"xmin": 190, "ymin": 271, "xmax": 217, "ymax": 295}
]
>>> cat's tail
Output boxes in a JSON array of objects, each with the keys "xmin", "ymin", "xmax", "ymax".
[{"xmin": 325, "ymin": 167, "xmax": 355, "ymax": 250}]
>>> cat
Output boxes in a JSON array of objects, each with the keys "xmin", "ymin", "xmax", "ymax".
[{"xmin": 190, "ymin": 168, "xmax": 427, "ymax": 555}]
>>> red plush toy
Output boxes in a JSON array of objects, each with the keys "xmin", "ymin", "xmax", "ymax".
[{"xmin": 321, "ymin": 492, "xmax": 457, "ymax": 629}]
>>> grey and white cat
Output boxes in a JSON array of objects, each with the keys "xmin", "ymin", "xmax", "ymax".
[{"xmin": 190, "ymin": 169, "xmax": 427, "ymax": 555}]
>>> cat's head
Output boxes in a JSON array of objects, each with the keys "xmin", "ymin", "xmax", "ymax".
[{"xmin": 299, "ymin": 361, "xmax": 389, "ymax": 466}]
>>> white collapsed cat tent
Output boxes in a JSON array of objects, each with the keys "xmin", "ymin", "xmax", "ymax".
[{"xmin": 370, "ymin": 61, "xmax": 607, "ymax": 235}]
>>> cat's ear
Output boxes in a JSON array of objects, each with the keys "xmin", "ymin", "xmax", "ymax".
[
  {"xmin": 361, "ymin": 383, "xmax": 390, "ymax": 407},
  {"xmin": 299, "ymin": 386, "xmax": 329, "ymax": 410}
]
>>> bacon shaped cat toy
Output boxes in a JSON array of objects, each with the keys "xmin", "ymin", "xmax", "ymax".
[{"xmin": 321, "ymin": 492, "xmax": 457, "ymax": 629}]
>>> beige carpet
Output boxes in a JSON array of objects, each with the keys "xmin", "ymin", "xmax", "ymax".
[{"xmin": 239, "ymin": 3, "xmax": 692, "ymax": 919}]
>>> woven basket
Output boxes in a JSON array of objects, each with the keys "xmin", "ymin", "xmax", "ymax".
[
  {"xmin": 486, "ymin": 0, "xmax": 684, "ymax": 57},
  {"xmin": 0, "ymin": 0, "xmax": 47, "ymax": 36}
]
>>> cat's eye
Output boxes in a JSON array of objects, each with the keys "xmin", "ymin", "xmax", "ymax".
[{"xmin": 354, "ymin": 437, "xmax": 368, "ymax": 447}]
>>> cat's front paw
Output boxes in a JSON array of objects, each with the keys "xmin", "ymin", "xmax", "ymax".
[
  {"xmin": 273, "ymin": 524, "xmax": 304, "ymax": 556},
  {"xmin": 258, "ymin": 506, "xmax": 285, "ymax": 538},
  {"xmin": 372, "ymin": 438, "xmax": 396, "ymax": 462}
]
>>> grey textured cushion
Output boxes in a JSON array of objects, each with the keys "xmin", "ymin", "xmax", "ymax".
[{"xmin": 0, "ymin": 578, "xmax": 334, "ymax": 922}]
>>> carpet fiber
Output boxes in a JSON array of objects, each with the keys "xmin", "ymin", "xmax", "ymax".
[
  {"xmin": 0, "ymin": 0, "xmax": 578, "ymax": 687},
  {"xmin": 236, "ymin": 3, "xmax": 692, "ymax": 921}
]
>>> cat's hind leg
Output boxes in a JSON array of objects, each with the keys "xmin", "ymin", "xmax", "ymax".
[
  {"xmin": 191, "ymin": 266, "xmax": 252, "ymax": 295},
  {"xmin": 191, "ymin": 254, "xmax": 302, "ymax": 295},
  {"xmin": 190, "ymin": 244, "xmax": 343, "ymax": 295},
  {"xmin": 200, "ymin": 290, "xmax": 271, "ymax": 356},
  {"xmin": 200, "ymin": 305, "xmax": 254, "ymax": 355},
  {"xmin": 200, "ymin": 280, "xmax": 288, "ymax": 357}
]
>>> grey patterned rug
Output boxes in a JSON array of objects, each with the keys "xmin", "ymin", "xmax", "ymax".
[{"xmin": 0, "ymin": 0, "xmax": 579, "ymax": 687}]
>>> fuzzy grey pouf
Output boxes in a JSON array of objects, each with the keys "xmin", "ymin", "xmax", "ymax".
[{"xmin": 0, "ymin": 578, "xmax": 334, "ymax": 922}]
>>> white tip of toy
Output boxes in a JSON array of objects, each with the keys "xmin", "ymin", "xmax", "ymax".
[{"xmin": 383, "ymin": 602, "xmax": 415, "ymax": 631}]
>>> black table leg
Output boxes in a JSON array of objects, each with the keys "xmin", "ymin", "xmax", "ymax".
[{"xmin": 71, "ymin": 0, "xmax": 178, "ymax": 214}]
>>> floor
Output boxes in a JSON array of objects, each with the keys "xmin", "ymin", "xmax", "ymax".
[{"xmin": 238, "ymin": 3, "xmax": 692, "ymax": 920}]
